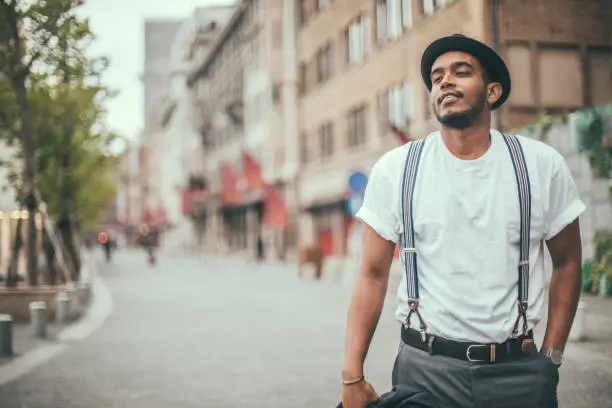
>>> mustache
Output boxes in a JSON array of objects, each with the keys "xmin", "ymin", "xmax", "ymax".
[{"xmin": 437, "ymin": 90, "xmax": 463, "ymax": 104}]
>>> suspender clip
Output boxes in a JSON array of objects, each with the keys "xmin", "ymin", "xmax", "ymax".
[
  {"xmin": 511, "ymin": 301, "xmax": 529, "ymax": 338},
  {"xmin": 401, "ymin": 247, "xmax": 416, "ymax": 254},
  {"xmin": 406, "ymin": 300, "xmax": 428, "ymax": 343}
]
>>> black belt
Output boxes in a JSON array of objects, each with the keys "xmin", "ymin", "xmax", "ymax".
[{"xmin": 401, "ymin": 326, "xmax": 535, "ymax": 364}]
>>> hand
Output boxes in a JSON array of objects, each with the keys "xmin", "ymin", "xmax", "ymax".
[{"xmin": 341, "ymin": 379, "xmax": 379, "ymax": 408}]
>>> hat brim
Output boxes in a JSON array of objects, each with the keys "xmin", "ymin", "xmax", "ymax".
[{"xmin": 421, "ymin": 35, "xmax": 511, "ymax": 110}]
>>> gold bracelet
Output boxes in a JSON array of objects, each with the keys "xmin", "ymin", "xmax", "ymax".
[{"xmin": 342, "ymin": 375, "xmax": 365, "ymax": 385}]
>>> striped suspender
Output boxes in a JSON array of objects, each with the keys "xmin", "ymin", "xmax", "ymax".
[
  {"xmin": 502, "ymin": 133, "xmax": 532, "ymax": 338},
  {"xmin": 400, "ymin": 139, "xmax": 427, "ymax": 342},
  {"xmin": 400, "ymin": 134, "xmax": 532, "ymax": 343}
]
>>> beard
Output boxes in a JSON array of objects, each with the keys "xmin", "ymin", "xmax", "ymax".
[{"xmin": 434, "ymin": 88, "xmax": 487, "ymax": 130}]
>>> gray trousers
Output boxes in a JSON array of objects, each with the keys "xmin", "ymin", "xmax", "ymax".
[{"xmin": 392, "ymin": 340, "xmax": 559, "ymax": 408}]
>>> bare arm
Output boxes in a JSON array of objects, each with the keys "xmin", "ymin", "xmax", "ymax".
[
  {"xmin": 342, "ymin": 224, "xmax": 396, "ymax": 380},
  {"xmin": 543, "ymin": 218, "xmax": 582, "ymax": 352}
]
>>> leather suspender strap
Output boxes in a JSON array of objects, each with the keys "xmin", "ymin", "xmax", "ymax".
[
  {"xmin": 399, "ymin": 134, "xmax": 532, "ymax": 343},
  {"xmin": 502, "ymin": 133, "xmax": 532, "ymax": 337}
]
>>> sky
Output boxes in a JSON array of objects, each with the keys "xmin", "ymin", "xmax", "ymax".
[{"xmin": 78, "ymin": 0, "xmax": 234, "ymax": 148}]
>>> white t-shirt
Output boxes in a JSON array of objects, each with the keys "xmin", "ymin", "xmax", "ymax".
[{"xmin": 355, "ymin": 130, "xmax": 586, "ymax": 343}]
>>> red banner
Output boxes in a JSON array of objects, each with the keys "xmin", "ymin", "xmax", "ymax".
[
  {"xmin": 242, "ymin": 150, "xmax": 265, "ymax": 191},
  {"xmin": 263, "ymin": 183, "xmax": 288, "ymax": 228},
  {"xmin": 220, "ymin": 163, "xmax": 242, "ymax": 205}
]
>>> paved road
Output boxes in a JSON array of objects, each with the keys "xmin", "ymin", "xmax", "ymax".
[
  {"xmin": 0, "ymin": 249, "xmax": 610, "ymax": 407},
  {"xmin": 0, "ymin": 250, "xmax": 398, "ymax": 407}
]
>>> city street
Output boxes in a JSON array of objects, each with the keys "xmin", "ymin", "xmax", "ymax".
[
  {"xmin": 0, "ymin": 249, "xmax": 611, "ymax": 407},
  {"xmin": 0, "ymin": 250, "xmax": 398, "ymax": 407}
]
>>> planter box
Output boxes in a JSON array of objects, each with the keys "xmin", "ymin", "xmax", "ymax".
[{"xmin": 0, "ymin": 284, "xmax": 86, "ymax": 323}]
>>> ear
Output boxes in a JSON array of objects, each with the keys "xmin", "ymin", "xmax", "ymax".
[{"xmin": 487, "ymin": 82, "xmax": 503, "ymax": 106}]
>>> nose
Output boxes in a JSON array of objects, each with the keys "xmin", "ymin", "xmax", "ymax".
[{"xmin": 440, "ymin": 72, "xmax": 454, "ymax": 89}]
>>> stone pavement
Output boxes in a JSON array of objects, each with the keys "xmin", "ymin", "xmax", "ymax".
[{"xmin": 0, "ymin": 249, "xmax": 609, "ymax": 407}]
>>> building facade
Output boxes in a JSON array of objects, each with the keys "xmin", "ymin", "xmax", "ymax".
[
  {"xmin": 186, "ymin": 0, "xmax": 298, "ymax": 259},
  {"xmin": 295, "ymin": 0, "xmax": 612, "ymax": 257},
  {"xmin": 143, "ymin": 20, "xmax": 184, "ymax": 133},
  {"xmin": 157, "ymin": 6, "xmax": 234, "ymax": 250}
]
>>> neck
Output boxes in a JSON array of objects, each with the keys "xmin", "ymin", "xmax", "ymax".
[{"xmin": 440, "ymin": 120, "xmax": 492, "ymax": 160}]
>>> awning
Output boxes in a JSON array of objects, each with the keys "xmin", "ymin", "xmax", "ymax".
[
  {"xmin": 242, "ymin": 150, "xmax": 265, "ymax": 191},
  {"xmin": 301, "ymin": 195, "xmax": 347, "ymax": 213},
  {"xmin": 220, "ymin": 162, "xmax": 243, "ymax": 206},
  {"xmin": 263, "ymin": 183, "xmax": 288, "ymax": 229}
]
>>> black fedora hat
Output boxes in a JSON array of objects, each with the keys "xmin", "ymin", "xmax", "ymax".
[{"xmin": 420, "ymin": 34, "xmax": 511, "ymax": 110}]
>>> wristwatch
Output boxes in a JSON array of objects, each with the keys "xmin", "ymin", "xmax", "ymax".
[{"xmin": 540, "ymin": 347, "xmax": 563, "ymax": 366}]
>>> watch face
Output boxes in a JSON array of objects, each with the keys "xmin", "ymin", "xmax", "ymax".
[{"xmin": 550, "ymin": 350, "xmax": 563, "ymax": 365}]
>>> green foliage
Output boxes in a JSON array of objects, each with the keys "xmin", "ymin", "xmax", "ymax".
[
  {"xmin": 27, "ymin": 81, "xmax": 120, "ymax": 230},
  {"xmin": 589, "ymin": 232, "xmax": 612, "ymax": 295},
  {"xmin": 575, "ymin": 105, "xmax": 612, "ymax": 178},
  {"xmin": 0, "ymin": 0, "xmax": 121, "ymax": 232}
]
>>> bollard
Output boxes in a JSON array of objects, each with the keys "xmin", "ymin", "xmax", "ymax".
[
  {"xmin": 569, "ymin": 300, "xmax": 586, "ymax": 342},
  {"xmin": 0, "ymin": 314, "xmax": 13, "ymax": 357},
  {"xmin": 56, "ymin": 291, "xmax": 71, "ymax": 324},
  {"xmin": 79, "ymin": 282, "xmax": 91, "ymax": 305},
  {"xmin": 29, "ymin": 301, "xmax": 47, "ymax": 338}
]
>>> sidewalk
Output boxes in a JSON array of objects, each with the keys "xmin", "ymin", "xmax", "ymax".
[
  {"xmin": 0, "ymin": 322, "xmax": 64, "ymax": 368},
  {"xmin": 542, "ymin": 294, "xmax": 612, "ymax": 406},
  {"xmin": 0, "ymin": 250, "xmax": 97, "ymax": 369}
]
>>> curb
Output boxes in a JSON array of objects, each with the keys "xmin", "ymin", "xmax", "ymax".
[{"xmin": 0, "ymin": 253, "xmax": 114, "ymax": 387}]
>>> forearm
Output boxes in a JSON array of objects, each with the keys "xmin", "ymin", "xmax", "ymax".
[
  {"xmin": 542, "ymin": 260, "xmax": 582, "ymax": 351},
  {"xmin": 342, "ymin": 268, "xmax": 389, "ymax": 378}
]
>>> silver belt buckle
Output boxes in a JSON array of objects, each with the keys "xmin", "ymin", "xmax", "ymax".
[{"xmin": 466, "ymin": 344, "xmax": 488, "ymax": 363}]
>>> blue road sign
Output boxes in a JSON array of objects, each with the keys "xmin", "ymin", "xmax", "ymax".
[{"xmin": 348, "ymin": 171, "xmax": 368, "ymax": 194}]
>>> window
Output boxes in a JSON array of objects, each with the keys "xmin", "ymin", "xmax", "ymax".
[
  {"xmin": 317, "ymin": 0, "xmax": 331, "ymax": 10},
  {"xmin": 378, "ymin": 91, "xmax": 389, "ymax": 135},
  {"xmin": 347, "ymin": 105, "xmax": 367, "ymax": 148},
  {"xmin": 387, "ymin": 81, "xmax": 414, "ymax": 128},
  {"xmin": 422, "ymin": 0, "xmax": 434, "ymax": 15},
  {"xmin": 423, "ymin": 0, "xmax": 448, "ymax": 15},
  {"xmin": 403, "ymin": 81, "xmax": 414, "ymax": 123},
  {"xmin": 376, "ymin": 0, "xmax": 412, "ymax": 43},
  {"xmin": 299, "ymin": 0, "xmax": 308, "ymax": 25},
  {"xmin": 388, "ymin": 85, "xmax": 403, "ymax": 126},
  {"xmin": 401, "ymin": 0, "xmax": 413, "ymax": 29},
  {"xmin": 345, "ymin": 14, "xmax": 370, "ymax": 65},
  {"xmin": 316, "ymin": 43, "xmax": 333, "ymax": 83},
  {"xmin": 318, "ymin": 122, "xmax": 334, "ymax": 159},
  {"xmin": 300, "ymin": 132, "xmax": 309, "ymax": 163},
  {"xmin": 298, "ymin": 63, "xmax": 307, "ymax": 95}
]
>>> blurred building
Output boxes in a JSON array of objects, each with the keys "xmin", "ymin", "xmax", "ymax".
[
  {"xmin": 156, "ymin": 5, "xmax": 234, "ymax": 249},
  {"xmin": 115, "ymin": 145, "xmax": 141, "ymax": 245},
  {"xmin": 143, "ymin": 19, "xmax": 184, "ymax": 133},
  {"xmin": 185, "ymin": 0, "xmax": 298, "ymax": 259},
  {"xmin": 138, "ymin": 6, "xmax": 233, "ymax": 250},
  {"xmin": 295, "ymin": 0, "xmax": 612, "ymax": 256}
]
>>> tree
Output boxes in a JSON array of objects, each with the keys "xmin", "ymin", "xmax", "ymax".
[
  {"xmin": 29, "ymin": 80, "xmax": 119, "ymax": 281},
  {"xmin": 0, "ymin": 0, "xmax": 91, "ymax": 284}
]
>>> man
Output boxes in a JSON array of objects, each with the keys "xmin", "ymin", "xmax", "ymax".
[{"xmin": 341, "ymin": 34, "xmax": 585, "ymax": 408}]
